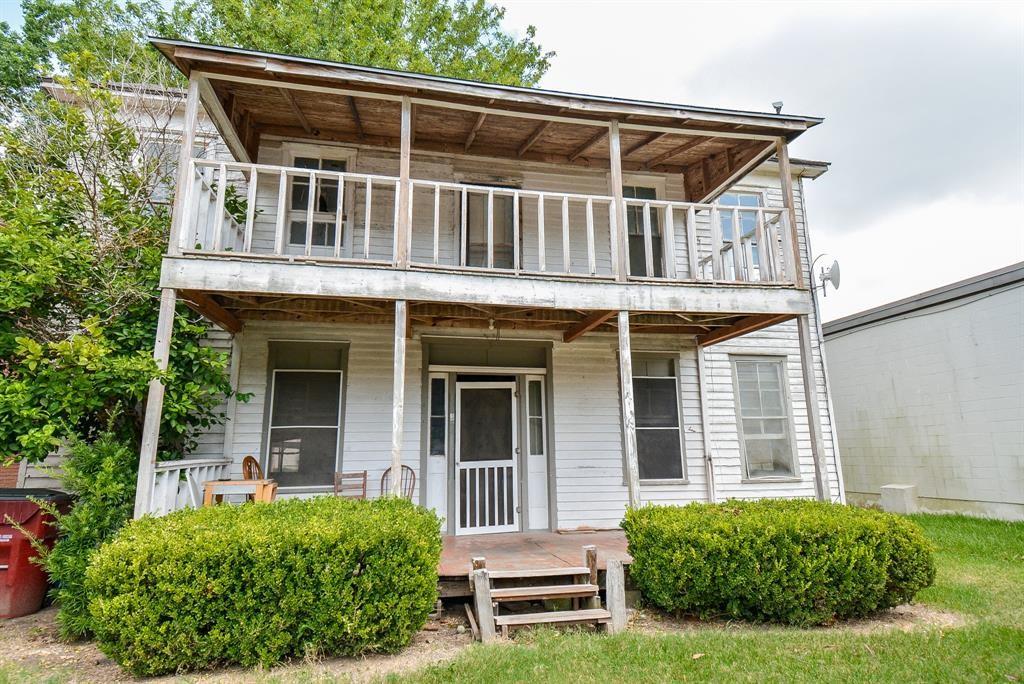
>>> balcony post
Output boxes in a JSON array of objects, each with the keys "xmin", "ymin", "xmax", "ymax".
[
  {"xmin": 168, "ymin": 75, "xmax": 201, "ymax": 256},
  {"xmin": 134, "ymin": 287, "xmax": 177, "ymax": 518},
  {"xmin": 390, "ymin": 299, "xmax": 408, "ymax": 495},
  {"xmin": 775, "ymin": 138, "xmax": 804, "ymax": 288},
  {"xmin": 616, "ymin": 311, "xmax": 641, "ymax": 508},
  {"xmin": 395, "ymin": 96, "xmax": 412, "ymax": 268},
  {"xmin": 608, "ymin": 121, "xmax": 629, "ymax": 281}
]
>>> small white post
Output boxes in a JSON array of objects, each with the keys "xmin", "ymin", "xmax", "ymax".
[
  {"xmin": 472, "ymin": 568, "xmax": 496, "ymax": 643},
  {"xmin": 390, "ymin": 300, "xmax": 408, "ymax": 496},
  {"xmin": 134, "ymin": 288, "xmax": 177, "ymax": 518},
  {"xmin": 606, "ymin": 559, "xmax": 627, "ymax": 634}
]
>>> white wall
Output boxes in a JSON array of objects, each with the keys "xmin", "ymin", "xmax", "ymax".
[{"xmin": 825, "ymin": 283, "xmax": 1024, "ymax": 520}]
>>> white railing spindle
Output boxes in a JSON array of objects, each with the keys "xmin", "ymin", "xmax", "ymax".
[{"xmin": 561, "ymin": 195, "xmax": 570, "ymax": 273}]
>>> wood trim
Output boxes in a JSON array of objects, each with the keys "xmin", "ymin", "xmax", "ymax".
[
  {"xmin": 562, "ymin": 311, "xmax": 615, "ymax": 343},
  {"xmin": 180, "ymin": 290, "xmax": 244, "ymax": 333},
  {"xmin": 695, "ymin": 313, "xmax": 794, "ymax": 346}
]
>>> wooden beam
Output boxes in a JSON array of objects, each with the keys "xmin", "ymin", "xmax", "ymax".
[
  {"xmin": 390, "ymin": 299, "xmax": 408, "ymax": 496},
  {"xmin": 278, "ymin": 87, "xmax": 312, "ymax": 134},
  {"xmin": 196, "ymin": 76, "xmax": 250, "ymax": 163},
  {"xmin": 347, "ymin": 96, "xmax": 365, "ymax": 139},
  {"xmin": 464, "ymin": 112, "xmax": 487, "ymax": 151},
  {"xmin": 776, "ymin": 138, "xmax": 805, "ymax": 289},
  {"xmin": 694, "ymin": 346, "xmax": 717, "ymax": 503},
  {"xmin": 396, "ymin": 96, "xmax": 412, "ymax": 268},
  {"xmin": 624, "ymin": 132, "xmax": 667, "ymax": 158},
  {"xmin": 698, "ymin": 140, "xmax": 776, "ymax": 203},
  {"xmin": 608, "ymin": 121, "xmax": 628, "ymax": 281},
  {"xmin": 180, "ymin": 291, "xmax": 244, "ymax": 334},
  {"xmin": 797, "ymin": 314, "xmax": 830, "ymax": 501},
  {"xmin": 168, "ymin": 75, "xmax": 200, "ymax": 254},
  {"xmin": 569, "ymin": 128, "xmax": 607, "ymax": 162},
  {"xmin": 646, "ymin": 136, "xmax": 714, "ymax": 170},
  {"xmin": 134, "ymin": 288, "xmax": 177, "ymax": 518},
  {"xmin": 696, "ymin": 313, "xmax": 793, "ymax": 346},
  {"xmin": 410, "ymin": 103, "xmax": 418, "ymax": 146},
  {"xmin": 562, "ymin": 310, "xmax": 615, "ymax": 343},
  {"xmin": 617, "ymin": 311, "xmax": 641, "ymax": 508},
  {"xmin": 518, "ymin": 120, "xmax": 553, "ymax": 157}
]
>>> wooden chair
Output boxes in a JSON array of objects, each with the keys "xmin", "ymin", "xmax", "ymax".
[
  {"xmin": 334, "ymin": 471, "xmax": 368, "ymax": 499},
  {"xmin": 380, "ymin": 465, "xmax": 416, "ymax": 500},
  {"xmin": 242, "ymin": 455, "xmax": 263, "ymax": 480}
]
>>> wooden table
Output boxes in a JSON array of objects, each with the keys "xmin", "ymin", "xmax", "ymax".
[{"xmin": 202, "ymin": 479, "xmax": 278, "ymax": 506}]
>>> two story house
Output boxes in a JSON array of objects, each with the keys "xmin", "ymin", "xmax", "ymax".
[{"xmin": 132, "ymin": 38, "xmax": 843, "ymax": 542}]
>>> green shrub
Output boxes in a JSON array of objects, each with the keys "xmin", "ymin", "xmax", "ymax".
[
  {"xmin": 622, "ymin": 500, "xmax": 935, "ymax": 627},
  {"xmin": 85, "ymin": 496, "xmax": 441, "ymax": 676},
  {"xmin": 35, "ymin": 430, "xmax": 137, "ymax": 640}
]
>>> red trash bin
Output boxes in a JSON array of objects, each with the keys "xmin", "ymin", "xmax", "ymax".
[{"xmin": 0, "ymin": 489, "xmax": 73, "ymax": 618}]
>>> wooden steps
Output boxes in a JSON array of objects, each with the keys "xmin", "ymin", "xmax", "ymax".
[{"xmin": 467, "ymin": 545, "xmax": 627, "ymax": 642}]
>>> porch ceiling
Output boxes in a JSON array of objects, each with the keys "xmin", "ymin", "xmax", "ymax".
[
  {"xmin": 151, "ymin": 38, "xmax": 817, "ymax": 201},
  {"xmin": 179, "ymin": 291, "xmax": 796, "ymax": 345}
]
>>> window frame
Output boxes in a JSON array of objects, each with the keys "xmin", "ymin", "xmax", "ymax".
[
  {"xmin": 525, "ymin": 375, "xmax": 547, "ymax": 458},
  {"xmin": 718, "ymin": 188, "xmax": 770, "ymax": 280},
  {"xmin": 427, "ymin": 372, "xmax": 449, "ymax": 458},
  {"xmin": 283, "ymin": 143, "xmax": 358, "ymax": 253},
  {"xmin": 621, "ymin": 181, "xmax": 665, "ymax": 278},
  {"xmin": 459, "ymin": 182, "xmax": 521, "ymax": 270},
  {"xmin": 630, "ymin": 352, "xmax": 687, "ymax": 484},
  {"xmin": 264, "ymin": 367, "xmax": 345, "ymax": 490},
  {"xmin": 729, "ymin": 354, "xmax": 801, "ymax": 482}
]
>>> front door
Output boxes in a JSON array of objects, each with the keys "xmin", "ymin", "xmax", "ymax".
[{"xmin": 455, "ymin": 381, "xmax": 518, "ymax": 535}]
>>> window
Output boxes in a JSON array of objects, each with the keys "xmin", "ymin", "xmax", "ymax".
[
  {"xmin": 719, "ymin": 192, "xmax": 762, "ymax": 278},
  {"xmin": 732, "ymin": 357, "xmax": 797, "ymax": 479},
  {"xmin": 625, "ymin": 186, "xmax": 662, "ymax": 277},
  {"xmin": 631, "ymin": 355, "xmax": 684, "ymax": 480},
  {"xmin": 289, "ymin": 156, "xmax": 347, "ymax": 248},
  {"xmin": 526, "ymin": 378, "xmax": 546, "ymax": 456},
  {"xmin": 428, "ymin": 375, "xmax": 447, "ymax": 456},
  {"xmin": 264, "ymin": 342, "xmax": 345, "ymax": 488},
  {"xmin": 464, "ymin": 188, "xmax": 516, "ymax": 268}
]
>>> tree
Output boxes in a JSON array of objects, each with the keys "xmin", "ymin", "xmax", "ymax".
[
  {"xmin": 0, "ymin": 65, "xmax": 239, "ymax": 464},
  {"xmin": 0, "ymin": 0, "xmax": 553, "ymax": 99}
]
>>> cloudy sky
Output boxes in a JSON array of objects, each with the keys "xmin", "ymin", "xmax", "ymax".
[
  {"xmin": 498, "ymin": 0, "xmax": 1024, "ymax": 320},
  {"xmin": 2, "ymin": 0, "xmax": 1021, "ymax": 320}
]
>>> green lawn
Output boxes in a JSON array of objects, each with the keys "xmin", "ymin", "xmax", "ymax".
[
  {"xmin": 1, "ymin": 514, "xmax": 1020, "ymax": 683},
  {"xmin": 395, "ymin": 514, "xmax": 1024, "ymax": 684}
]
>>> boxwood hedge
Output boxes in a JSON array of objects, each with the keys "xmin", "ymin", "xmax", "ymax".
[
  {"xmin": 86, "ymin": 496, "xmax": 441, "ymax": 676},
  {"xmin": 622, "ymin": 500, "xmax": 935, "ymax": 626}
]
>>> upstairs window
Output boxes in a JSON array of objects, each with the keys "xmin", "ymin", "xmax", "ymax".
[
  {"xmin": 289, "ymin": 156, "xmax": 347, "ymax": 248},
  {"xmin": 731, "ymin": 356, "xmax": 797, "ymax": 479},
  {"xmin": 625, "ymin": 185, "xmax": 663, "ymax": 278},
  {"xmin": 631, "ymin": 355, "xmax": 684, "ymax": 480}
]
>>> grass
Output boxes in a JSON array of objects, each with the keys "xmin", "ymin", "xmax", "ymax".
[
  {"xmin": 0, "ymin": 514, "xmax": 1020, "ymax": 683},
  {"xmin": 395, "ymin": 514, "xmax": 1024, "ymax": 684}
]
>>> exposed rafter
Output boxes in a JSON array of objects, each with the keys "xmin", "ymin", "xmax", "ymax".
[
  {"xmin": 624, "ymin": 132, "xmax": 667, "ymax": 157},
  {"xmin": 465, "ymin": 110, "xmax": 487, "ymax": 151},
  {"xmin": 563, "ymin": 310, "xmax": 615, "ymax": 343},
  {"xmin": 568, "ymin": 129, "xmax": 607, "ymax": 162},
  {"xmin": 347, "ymin": 96, "xmax": 365, "ymax": 139},
  {"xmin": 645, "ymin": 136, "xmax": 715, "ymax": 169},
  {"xmin": 278, "ymin": 87, "xmax": 312, "ymax": 134},
  {"xmin": 180, "ymin": 291, "xmax": 243, "ymax": 334},
  {"xmin": 696, "ymin": 313, "xmax": 793, "ymax": 346},
  {"xmin": 518, "ymin": 120, "xmax": 553, "ymax": 157}
]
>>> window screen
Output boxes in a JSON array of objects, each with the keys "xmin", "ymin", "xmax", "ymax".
[
  {"xmin": 632, "ymin": 355, "xmax": 683, "ymax": 479},
  {"xmin": 733, "ymin": 358, "xmax": 796, "ymax": 478},
  {"xmin": 459, "ymin": 387, "xmax": 514, "ymax": 462},
  {"xmin": 289, "ymin": 156, "xmax": 346, "ymax": 247},
  {"xmin": 624, "ymin": 186, "xmax": 663, "ymax": 278}
]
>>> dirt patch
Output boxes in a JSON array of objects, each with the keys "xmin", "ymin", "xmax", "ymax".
[
  {"xmin": 629, "ymin": 603, "xmax": 966, "ymax": 635},
  {"xmin": 0, "ymin": 606, "xmax": 474, "ymax": 683}
]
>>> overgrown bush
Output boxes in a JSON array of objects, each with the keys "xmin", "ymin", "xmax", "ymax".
[
  {"xmin": 86, "ymin": 496, "xmax": 442, "ymax": 676},
  {"xmin": 622, "ymin": 500, "xmax": 935, "ymax": 627},
  {"xmin": 34, "ymin": 429, "xmax": 137, "ymax": 640}
]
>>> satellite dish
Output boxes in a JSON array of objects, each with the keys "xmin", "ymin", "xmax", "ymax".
[{"xmin": 819, "ymin": 259, "xmax": 841, "ymax": 296}]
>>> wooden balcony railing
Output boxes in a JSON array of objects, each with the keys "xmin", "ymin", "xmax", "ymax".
[
  {"xmin": 146, "ymin": 457, "xmax": 232, "ymax": 517},
  {"xmin": 178, "ymin": 158, "xmax": 799, "ymax": 286}
]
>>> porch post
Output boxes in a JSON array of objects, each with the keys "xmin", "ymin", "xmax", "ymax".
[
  {"xmin": 390, "ymin": 299, "xmax": 408, "ymax": 495},
  {"xmin": 694, "ymin": 345, "xmax": 717, "ymax": 503},
  {"xmin": 616, "ymin": 311, "xmax": 641, "ymax": 508},
  {"xmin": 168, "ymin": 75, "xmax": 201, "ymax": 256},
  {"xmin": 608, "ymin": 121, "xmax": 629, "ymax": 282},
  {"xmin": 797, "ymin": 314, "xmax": 831, "ymax": 501},
  {"xmin": 775, "ymin": 138, "xmax": 804, "ymax": 289},
  {"xmin": 133, "ymin": 288, "xmax": 177, "ymax": 518},
  {"xmin": 395, "ymin": 96, "xmax": 412, "ymax": 268}
]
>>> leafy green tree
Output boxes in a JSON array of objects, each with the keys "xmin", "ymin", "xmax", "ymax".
[
  {"xmin": 0, "ymin": 69, "xmax": 238, "ymax": 464},
  {"xmin": 0, "ymin": 0, "xmax": 553, "ymax": 99}
]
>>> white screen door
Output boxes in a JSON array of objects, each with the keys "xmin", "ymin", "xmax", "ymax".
[{"xmin": 455, "ymin": 381, "xmax": 518, "ymax": 535}]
